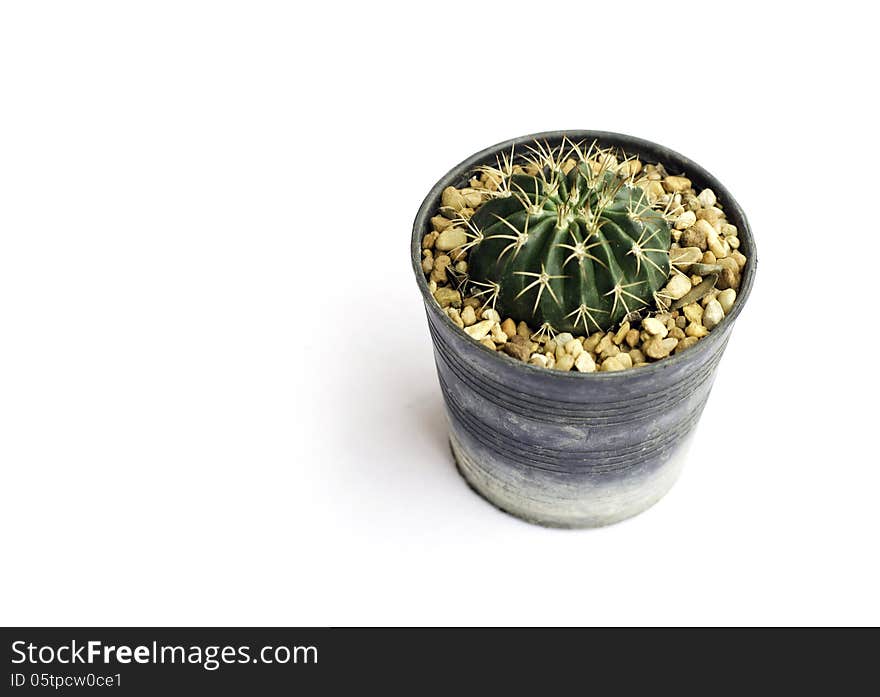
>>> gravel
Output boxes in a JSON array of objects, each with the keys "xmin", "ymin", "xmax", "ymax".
[{"xmin": 425, "ymin": 151, "xmax": 748, "ymax": 372}]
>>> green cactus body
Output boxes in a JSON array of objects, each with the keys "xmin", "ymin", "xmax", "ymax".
[{"xmin": 466, "ymin": 161, "xmax": 671, "ymax": 334}]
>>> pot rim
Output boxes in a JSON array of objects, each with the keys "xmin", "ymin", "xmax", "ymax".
[{"xmin": 412, "ymin": 129, "xmax": 757, "ymax": 381}]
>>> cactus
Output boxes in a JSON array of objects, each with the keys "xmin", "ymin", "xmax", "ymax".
[{"xmin": 463, "ymin": 141, "xmax": 672, "ymax": 335}]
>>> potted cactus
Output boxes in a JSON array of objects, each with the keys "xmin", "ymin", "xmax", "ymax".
[{"xmin": 412, "ymin": 131, "xmax": 756, "ymax": 528}]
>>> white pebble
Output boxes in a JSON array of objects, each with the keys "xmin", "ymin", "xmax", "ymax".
[
  {"xmin": 664, "ymin": 274, "xmax": 691, "ymax": 300},
  {"xmin": 464, "ymin": 319, "xmax": 494, "ymax": 340},
  {"xmin": 642, "ymin": 317, "xmax": 669, "ymax": 337},
  {"xmin": 529, "ymin": 353, "xmax": 548, "ymax": 368},
  {"xmin": 674, "ymin": 210, "xmax": 696, "ymax": 230},
  {"xmin": 481, "ymin": 308, "xmax": 501, "ymax": 322},
  {"xmin": 575, "ymin": 352, "xmax": 596, "ymax": 372},
  {"xmin": 717, "ymin": 288, "xmax": 736, "ymax": 314},
  {"xmin": 554, "ymin": 332, "xmax": 574, "ymax": 347},
  {"xmin": 697, "ymin": 188, "xmax": 717, "ymax": 208},
  {"xmin": 703, "ymin": 299, "xmax": 724, "ymax": 330}
]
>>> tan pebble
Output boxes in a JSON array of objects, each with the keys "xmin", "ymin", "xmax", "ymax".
[
  {"xmin": 680, "ymin": 225, "xmax": 708, "ymax": 251},
  {"xmin": 669, "ymin": 326, "xmax": 686, "ymax": 340},
  {"xmin": 675, "ymin": 336, "xmax": 700, "ymax": 353},
  {"xmin": 481, "ymin": 308, "xmax": 501, "ymax": 322},
  {"xmin": 728, "ymin": 236, "xmax": 740, "ymax": 249},
  {"xmin": 703, "ymin": 299, "xmax": 724, "ymax": 330},
  {"xmin": 625, "ymin": 329, "xmax": 640, "ymax": 348},
  {"xmin": 441, "ymin": 186, "xmax": 466, "ymax": 211},
  {"xmin": 490, "ymin": 325, "xmax": 508, "ymax": 344},
  {"xmin": 683, "ymin": 303, "xmax": 703, "ymax": 324},
  {"xmin": 643, "ymin": 180, "xmax": 665, "ymax": 202},
  {"xmin": 613, "ymin": 322, "xmax": 630, "ymax": 345},
  {"xmin": 463, "ymin": 191, "xmax": 483, "ymax": 208},
  {"xmin": 431, "ymin": 215, "xmax": 455, "ymax": 232},
  {"xmin": 584, "ymin": 332, "xmax": 604, "ymax": 352},
  {"xmin": 565, "ymin": 339, "xmax": 583, "ymax": 357},
  {"xmin": 702, "ymin": 250, "xmax": 717, "ymax": 264},
  {"xmin": 545, "ymin": 355, "xmax": 555, "ymax": 369},
  {"xmin": 697, "ymin": 206, "xmax": 723, "ymax": 225},
  {"xmin": 600, "ymin": 356, "xmax": 626, "ymax": 372},
  {"xmin": 430, "ymin": 255, "xmax": 451, "ymax": 283},
  {"xmin": 502, "ymin": 335, "xmax": 532, "ymax": 362},
  {"xmin": 629, "ymin": 348, "xmax": 645, "ymax": 364},
  {"xmin": 464, "ymin": 319, "xmax": 494, "ymax": 340},
  {"xmin": 697, "ymin": 188, "xmax": 717, "ymax": 208},
  {"xmin": 555, "ymin": 355, "xmax": 575, "ymax": 371},
  {"xmin": 674, "ymin": 210, "xmax": 697, "ymax": 230},
  {"xmin": 731, "ymin": 250, "xmax": 747, "ymax": 269},
  {"xmin": 717, "ymin": 288, "xmax": 737, "ymax": 314},
  {"xmin": 707, "ymin": 232, "xmax": 729, "ymax": 260},
  {"xmin": 421, "ymin": 257, "xmax": 433, "ymax": 273},
  {"xmin": 665, "ymin": 274, "xmax": 692, "ymax": 300},
  {"xmin": 501, "ymin": 318, "xmax": 516, "ymax": 337},
  {"xmin": 516, "ymin": 321, "xmax": 531, "ymax": 338},
  {"xmin": 435, "ymin": 227, "xmax": 467, "ymax": 252},
  {"xmin": 460, "ymin": 305, "xmax": 477, "ymax": 326},
  {"xmin": 595, "ymin": 332, "xmax": 614, "ymax": 355},
  {"xmin": 446, "ymin": 307, "xmax": 464, "ymax": 328},
  {"xmin": 675, "ymin": 315, "xmax": 687, "ymax": 329},
  {"xmin": 616, "ymin": 352, "xmax": 633, "ymax": 369},
  {"xmin": 555, "ymin": 343, "xmax": 567, "ymax": 361},
  {"xmin": 423, "ymin": 232, "xmax": 438, "ymax": 249},
  {"xmin": 721, "ymin": 223, "xmax": 738, "ymax": 237},
  {"xmin": 644, "ymin": 337, "xmax": 678, "ymax": 359},
  {"xmin": 694, "ymin": 218, "xmax": 716, "ymax": 241},
  {"xmin": 642, "ymin": 317, "xmax": 668, "ymax": 337},
  {"xmin": 480, "ymin": 337, "xmax": 496, "ymax": 350},
  {"xmin": 663, "ymin": 175, "xmax": 691, "ymax": 193},
  {"xmin": 715, "ymin": 258, "xmax": 740, "ymax": 290},
  {"xmin": 618, "ymin": 159, "xmax": 642, "ymax": 177},
  {"xmin": 683, "ymin": 193, "xmax": 701, "ymax": 211},
  {"xmin": 574, "ymin": 352, "xmax": 596, "ymax": 372},
  {"xmin": 686, "ymin": 322, "xmax": 709, "ymax": 338},
  {"xmin": 600, "ymin": 344, "xmax": 620, "ymax": 360},
  {"xmin": 454, "ymin": 261, "xmax": 467, "ymax": 274},
  {"xmin": 690, "ymin": 274, "xmax": 703, "ymax": 286},
  {"xmin": 428, "ymin": 280, "xmax": 437, "ymax": 293},
  {"xmin": 670, "ymin": 246, "xmax": 703, "ymax": 269},
  {"xmin": 433, "ymin": 287, "xmax": 461, "ymax": 308}
]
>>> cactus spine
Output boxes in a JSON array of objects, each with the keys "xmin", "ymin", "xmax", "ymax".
[{"xmin": 463, "ymin": 141, "xmax": 672, "ymax": 335}]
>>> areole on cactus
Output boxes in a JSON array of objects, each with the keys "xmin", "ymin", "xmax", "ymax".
[{"xmin": 460, "ymin": 141, "xmax": 673, "ymax": 335}]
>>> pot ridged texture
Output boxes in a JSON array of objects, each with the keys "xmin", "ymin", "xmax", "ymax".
[{"xmin": 467, "ymin": 165, "xmax": 671, "ymax": 333}]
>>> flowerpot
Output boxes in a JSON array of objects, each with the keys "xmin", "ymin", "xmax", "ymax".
[{"xmin": 412, "ymin": 130, "xmax": 757, "ymax": 528}]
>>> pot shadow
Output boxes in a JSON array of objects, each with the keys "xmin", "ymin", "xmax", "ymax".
[{"xmin": 329, "ymin": 311, "xmax": 464, "ymax": 526}]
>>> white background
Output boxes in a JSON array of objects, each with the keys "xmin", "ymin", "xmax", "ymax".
[{"xmin": 1, "ymin": 2, "xmax": 877, "ymax": 626}]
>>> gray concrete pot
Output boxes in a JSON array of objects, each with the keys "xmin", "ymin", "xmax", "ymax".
[{"xmin": 411, "ymin": 130, "xmax": 757, "ymax": 528}]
